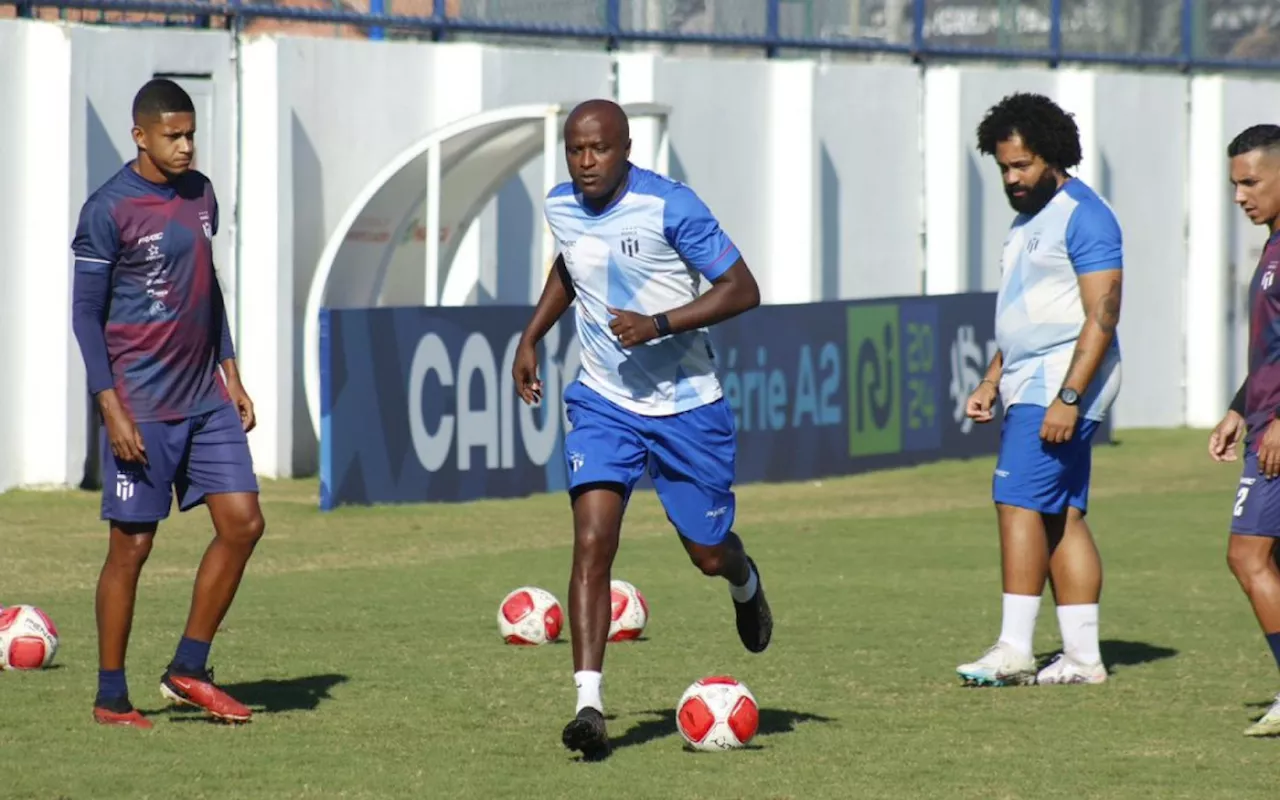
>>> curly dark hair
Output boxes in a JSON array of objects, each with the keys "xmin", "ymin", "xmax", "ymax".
[{"xmin": 975, "ymin": 92, "xmax": 1082, "ymax": 172}]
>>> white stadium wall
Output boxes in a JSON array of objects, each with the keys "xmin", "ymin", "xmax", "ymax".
[
  {"xmin": 812, "ymin": 61, "xmax": 922, "ymax": 301},
  {"xmin": 0, "ymin": 21, "xmax": 72, "ymax": 492},
  {"xmin": 29, "ymin": 27, "xmax": 73, "ymax": 491},
  {"xmin": 237, "ymin": 35, "xmax": 439, "ymax": 480},
  {"xmin": 0, "ymin": 17, "xmax": 1273, "ymax": 492}
]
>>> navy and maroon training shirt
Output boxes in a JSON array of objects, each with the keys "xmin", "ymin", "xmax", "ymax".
[
  {"xmin": 71, "ymin": 162, "xmax": 233, "ymax": 423},
  {"xmin": 1245, "ymin": 229, "xmax": 1280, "ymax": 447}
]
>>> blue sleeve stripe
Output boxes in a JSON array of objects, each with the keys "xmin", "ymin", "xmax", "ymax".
[
  {"xmin": 1074, "ymin": 260, "xmax": 1122, "ymax": 275},
  {"xmin": 699, "ymin": 244, "xmax": 740, "ymax": 281}
]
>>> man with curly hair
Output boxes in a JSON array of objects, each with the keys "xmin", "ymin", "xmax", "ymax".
[{"xmin": 956, "ymin": 92, "xmax": 1123, "ymax": 688}]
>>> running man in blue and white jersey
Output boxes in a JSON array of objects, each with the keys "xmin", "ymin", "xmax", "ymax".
[
  {"xmin": 958, "ymin": 93, "xmax": 1123, "ymax": 688},
  {"xmin": 513, "ymin": 100, "xmax": 772, "ymax": 760}
]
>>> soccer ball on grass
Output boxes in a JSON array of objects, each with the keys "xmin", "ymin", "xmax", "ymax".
[
  {"xmin": 608, "ymin": 579, "xmax": 648, "ymax": 642},
  {"xmin": 676, "ymin": 675, "xmax": 760, "ymax": 751},
  {"xmin": 0, "ymin": 604, "xmax": 59, "ymax": 670},
  {"xmin": 497, "ymin": 587, "xmax": 563, "ymax": 645}
]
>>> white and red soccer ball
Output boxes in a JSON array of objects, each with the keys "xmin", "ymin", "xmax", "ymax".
[
  {"xmin": 608, "ymin": 579, "xmax": 648, "ymax": 642},
  {"xmin": 497, "ymin": 587, "xmax": 564, "ymax": 646},
  {"xmin": 0, "ymin": 604, "xmax": 59, "ymax": 670},
  {"xmin": 676, "ymin": 675, "xmax": 760, "ymax": 751}
]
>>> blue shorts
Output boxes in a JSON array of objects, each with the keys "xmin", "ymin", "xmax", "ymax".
[
  {"xmin": 101, "ymin": 402, "xmax": 259, "ymax": 523},
  {"xmin": 562, "ymin": 381, "xmax": 735, "ymax": 546},
  {"xmin": 991, "ymin": 403, "xmax": 1102, "ymax": 515},
  {"xmin": 1229, "ymin": 450, "xmax": 1280, "ymax": 537}
]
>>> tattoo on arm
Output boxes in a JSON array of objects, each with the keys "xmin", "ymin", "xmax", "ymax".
[
  {"xmin": 1094, "ymin": 277, "xmax": 1121, "ymax": 335},
  {"xmin": 1061, "ymin": 274, "xmax": 1121, "ymax": 393}
]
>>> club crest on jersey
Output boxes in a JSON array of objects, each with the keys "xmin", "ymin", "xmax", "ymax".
[
  {"xmin": 199, "ymin": 210, "xmax": 213, "ymax": 240},
  {"xmin": 1264, "ymin": 262, "xmax": 1278, "ymax": 291},
  {"xmin": 620, "ymin": 227, "xmax": 640, "ymax": 258}
]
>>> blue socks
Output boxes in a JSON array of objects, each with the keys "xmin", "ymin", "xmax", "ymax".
[
  {"xmin": 97, "ymin": 636, "xmax": 210, "ymax": 703},
  {"xmin": 97, "ymin": 669, "xmax": 127, "ymax": 702},
  {"xmin": 173, "ymin": 636, "xmax": 211, "ymax": 674},
  {"xmin": 1267, "ymin": 632, "xmax": 1280, "ymax": 672}
]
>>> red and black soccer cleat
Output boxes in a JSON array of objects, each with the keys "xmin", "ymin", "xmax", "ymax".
[
  {"xmin": 160, "ymin": 664, "xmax": 252, "ymax": 723},
  {"xmin": 93, "ymin": 696, "xmax": 153, "ymax": 729}
]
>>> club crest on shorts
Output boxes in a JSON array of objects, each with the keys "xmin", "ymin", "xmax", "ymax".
[{"xmin": 115, "ymin": 471, "xmax": 137, "ymax": 501}]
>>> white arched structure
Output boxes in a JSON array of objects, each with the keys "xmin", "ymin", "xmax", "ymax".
[{"xmin": 303, "ymin": 102, "xmax": 672, "ymax": 440}]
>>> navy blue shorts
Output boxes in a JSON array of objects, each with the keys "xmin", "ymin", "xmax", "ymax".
[
  {"xmin": 562, "ymin": 381, "xmax": 736, "ymax": 546},
  {"xmin": 1230, "ymin": 450, "xmax": 1280, "ymax": 538},
  {"xmin": 991, "ymin": 403, "xmax": 1102, "ymax": 515},
  {"xmin": 101, "ymin": 402, "xmax": 259, "ymax": 523}
]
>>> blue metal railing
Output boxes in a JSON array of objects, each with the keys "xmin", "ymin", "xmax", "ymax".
[{"xmin": 11, "ymin": 0, "xmax": 1280, "ymax": 73}]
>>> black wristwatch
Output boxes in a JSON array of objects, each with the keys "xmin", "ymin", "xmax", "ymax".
[{"xmin": 1058, "ymin": 387, "xmax": 1080, "ymax": 406}]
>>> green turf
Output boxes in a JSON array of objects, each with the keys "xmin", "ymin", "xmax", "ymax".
[{"xmin": 1, "ymin": 428, "xmax": 1278, "ymax": 799}]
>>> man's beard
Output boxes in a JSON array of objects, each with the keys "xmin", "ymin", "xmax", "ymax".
[{"xmin": 1006, "ymin": 172, "xmax": 1060, "ymax": 215}]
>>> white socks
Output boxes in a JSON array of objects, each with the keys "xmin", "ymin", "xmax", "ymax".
[
  {"xmin": 996, "ymin": 595, "xmax": 1101, "ymax": 665},
  {"xmin": 574, "ymin": 670, "xmax": 603, "ymax": 713},
  {"xmin": 729, "ymin": 564, "xmax": 759, "ymax": 603},
  {"xmin": 1057, "ymin": 603, "xmax": 1101, "ymax": 665},
  {"xmin": 997, "ymin": 592, "xmax": 1042, "ymax": 656}
]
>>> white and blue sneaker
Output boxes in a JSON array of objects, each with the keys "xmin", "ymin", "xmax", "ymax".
[
  {"xmin": 1035, "ymin": 653, "xmax": 1107, "ymax": 685},
  {"xmin": 956, "ymin": 641, "xmax": 1037, "ymax": 687},
  {"xmin": 1244, "ymin": 693, "xmax": 1280, "ymax": 738}
]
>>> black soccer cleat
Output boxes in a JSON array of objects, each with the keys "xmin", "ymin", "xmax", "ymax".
[
  {"xmin": 562, "ymin": 707, "xmax": 610, "ymax": 761},
  {"xmin": 734, "ymin": 556, "xmax": 773, "ymax": 654}
]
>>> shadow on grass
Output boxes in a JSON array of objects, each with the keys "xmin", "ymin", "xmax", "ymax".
[
  {"xmin": 1244, "ymin": 695, "xmax": 1279, "ymax": 714},
  {"xmin": 1033, "ymin": 639, "xmax": 1178, "ymax": 674},
  {"xmin": 571, "ymin": 706, "xmax": 834, "ymax": 761},
  {"xmin": 161, "ymin": 673, "xmax": 349, "ymax": 723}
]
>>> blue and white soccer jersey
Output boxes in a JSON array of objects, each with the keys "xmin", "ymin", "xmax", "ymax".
[
  {"xmin": 545, "ymin": 165, "xmax": 741, "ymax": 545},
  {"xmin": 991, "ymin": 179, "xmax": 1123, "ymax": 514}
]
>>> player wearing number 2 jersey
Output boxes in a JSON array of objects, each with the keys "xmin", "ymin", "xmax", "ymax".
[{"xmin": 1208, "ymin": 124, "xmax": 1280, "ymax": 738}]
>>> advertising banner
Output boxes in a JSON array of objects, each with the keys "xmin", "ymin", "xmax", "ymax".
[{"xmin": 319, "ymin": 293, "xmax": 1108, "ymax": 510}]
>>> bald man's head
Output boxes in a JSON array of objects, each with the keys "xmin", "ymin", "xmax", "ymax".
[{"xmin": 563, "ymin": 99, "xmax": 632, "ymax": 205}]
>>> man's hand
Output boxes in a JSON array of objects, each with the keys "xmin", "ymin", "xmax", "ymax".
[
  {"xmin": 513, "ymin": 341, "xmax": 542, "ymax": 406},
  {"xmin": 965, "ymin": 380, "xmax": 999, "ymax": 424},
  {"xmin": 227, "ymin": 377, "xmax": 257, "ymax": 433},
  {"xmin": 98, "ymin": 391, "xmax": 146, "ymax": 465},
  {"xmin": 1209, "ymin": 410, "xmax": 1246, "ymax": 463},
  {"xmin": 607, "ymin": 307, "xmax": 660, "ymax": 348},
  {"xmin": 1258, "ymin": 418, "xmax": 1280, "ymax": 479},
  {"xmin": 1040, "ymin": 399, "xmax": 1079, "ymax": 444}
]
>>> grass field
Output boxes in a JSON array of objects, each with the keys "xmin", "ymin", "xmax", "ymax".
[{"xmin": 2, "ymin": 428, "xmax": 1279, "ymax": 799}]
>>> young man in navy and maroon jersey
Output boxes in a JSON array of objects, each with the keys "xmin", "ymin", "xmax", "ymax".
[
  {"xmin": 1210, "ymin": 123, "xmax": 1280, "ymax": 737},
  {"xmin": 71, "ymin": 79, "xmax": 265, "ymax": 728}
]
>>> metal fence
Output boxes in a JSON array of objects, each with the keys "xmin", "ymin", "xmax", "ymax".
[{"xmin": 11, "ymin": 0, "xmax": 1280, "ymax": 70}]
